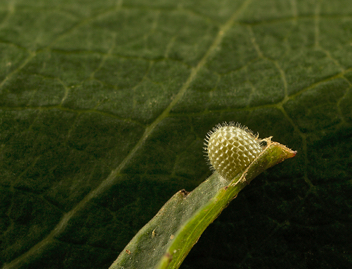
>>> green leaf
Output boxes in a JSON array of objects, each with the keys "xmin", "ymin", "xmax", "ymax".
[
  {"xmin": 110, "ymin": 141, "xmax": 296, "ymax": 269},
  {"xmin": 1, "ymin": 0, "xmax": 351, "ymax": 268}
]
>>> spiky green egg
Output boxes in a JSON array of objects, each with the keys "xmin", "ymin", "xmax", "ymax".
[{"xmin": 204, "ymin": 122, "xmax": 263, "ymax": 181}]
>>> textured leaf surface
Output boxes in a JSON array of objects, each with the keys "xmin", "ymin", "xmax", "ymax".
[{"xmin": 0, "ymin": 0, "xmax": 351, "ymax": 268}]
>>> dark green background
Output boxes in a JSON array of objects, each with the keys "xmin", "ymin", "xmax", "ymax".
[{"xmin": 0, "ymin": 0, "xmax": 351, "ymax": 268}]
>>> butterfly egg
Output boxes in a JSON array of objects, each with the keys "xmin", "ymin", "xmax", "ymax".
[{"xmin": 204, "ymin": 122, "xmax": 263, "ymax": 181}]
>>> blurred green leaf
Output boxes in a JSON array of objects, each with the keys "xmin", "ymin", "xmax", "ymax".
[{"xmin": 0, "ymin": 0, "xmax": 351, "ymax": 268}]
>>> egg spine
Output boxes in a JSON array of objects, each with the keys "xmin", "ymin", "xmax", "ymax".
[{"xmin": 204, "ymin": 122, "xmax": 263, "ymax": 181}]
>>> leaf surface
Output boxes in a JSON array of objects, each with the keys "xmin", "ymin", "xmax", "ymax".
[{"xmin": 0, "ymin": 0, "xmax": 351, "ymax": 268}]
